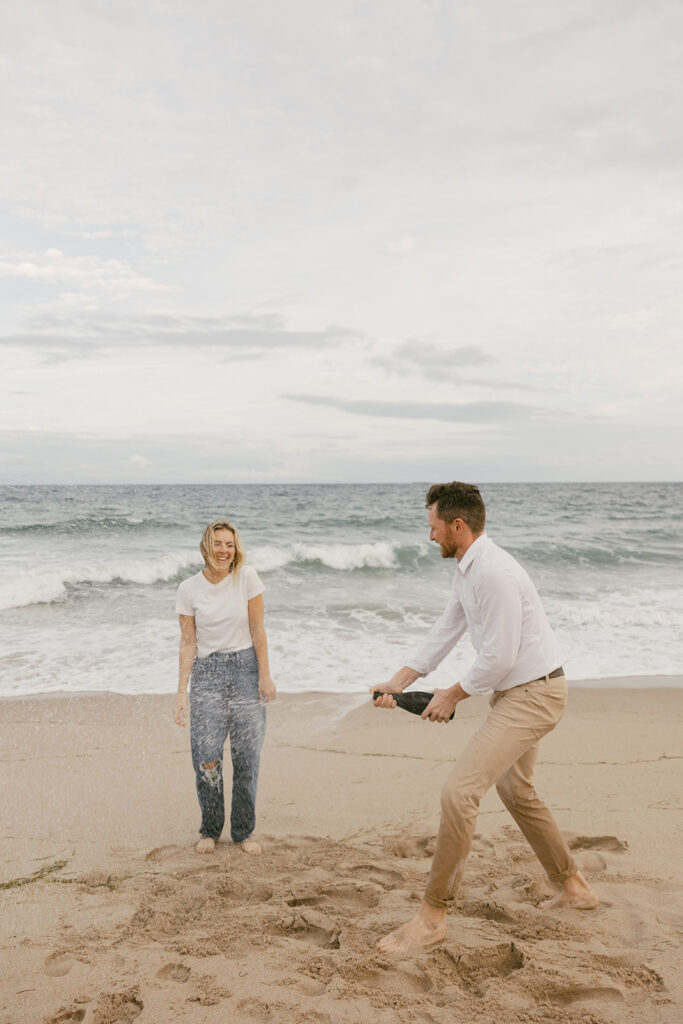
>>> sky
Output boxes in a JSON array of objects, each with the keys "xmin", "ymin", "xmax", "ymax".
[{"xmin": 1, "ymin": 0, "xmax": 681, "ymax": 484}]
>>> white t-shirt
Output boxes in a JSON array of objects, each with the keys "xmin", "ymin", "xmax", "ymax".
[{"xmin": 175, "ymin": 565, "xmax": 265, "ymax": 658}]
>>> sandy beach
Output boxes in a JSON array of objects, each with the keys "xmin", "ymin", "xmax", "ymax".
[{"xmin": 1, "ymin": 683, "xmax": 681, "ymax": 1024}]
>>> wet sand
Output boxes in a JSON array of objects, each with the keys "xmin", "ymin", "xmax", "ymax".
[{"xmin": 1, "ymin": 682, "xmax": 681, "ymax": 1023}]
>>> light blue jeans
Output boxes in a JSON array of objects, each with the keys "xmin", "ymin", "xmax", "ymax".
[{"xmin": 189, "ymin": 647, "xmax": 266, "ymax": 844}]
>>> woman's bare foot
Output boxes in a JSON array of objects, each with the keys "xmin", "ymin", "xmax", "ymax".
[
  {"xmin": 195, "ymin": 836, "xmax": 215, "ymax": 853},
  {"xmin": 377, "ymin": 902, "xmax": 446, "ymax": 955},
  {"xmin": 238, "ymin": 838, "xmax": 262, "ymax": 856},
  {"xmin": 543, "ymin": 870, "xmax": 599, "ymax": 910}
]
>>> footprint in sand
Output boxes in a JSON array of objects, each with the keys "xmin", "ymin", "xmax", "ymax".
[
  {"xmin": 279, "ymin": 836, "xmax": 321, "ymax": 850},
  {"xmin": 366, "ymin": 966, "xmax": 433, "ymax": 996},
  {"xmin": 236, "ymin": 996, "xmax": 273, "ymax": 1022},
  {"xmin": 186, "ymin": 973, "xmax": 232, "ymax": 1006},
  {"xmin": 214, "ymin": 878, "xmax": 273, "ymax": 904},
  {"xmin": 288, "ymin": 974, "xmax": 328, "ymax": 996},
  {"xmin": 144, "ymin": 845, "xmax": 184, "ymax": 862},
  {"xmin": 47, "ymin": 1010, "xmax": 86, "ymax": 1023},
  {"xmin": 590, "ymin": 954, "xmax": 665, "ymax": 992},
  {"xmin": 607, "ymin": 906, "xmax": 651, "ymax": 949},
  {"xmin": 286, "ymin": 883, "xmax": 380, "ymax": 910},
  {"xmin": 386, "ymin": 836, "xmax": 434, "ymax": 859},
  {"xmin": 44, "ymin": 952, "xmax": 75, "ymax": 977},
  {"xmin": 276, "ymin": 909, "xmax": 341, "ymax": 948},
  {"xmin": 576, "ymin": 850, "xmax": 607, "ymax": 872},
  {"xmin": 237, "ymin": 998, "xmax": 328, "ymax": 1023},
  {"xmin": 92, "ymin": 987, "xmax": 143, "ymax": 1022},
  {"xmin": 157, "ymin": 962, "xmax": 191, "ymax": 983},
  {"xmin": 462, "ymin": 898, "xmax": 515, "ymax": 924},
  {"xmin": 568, "ymin": 835, "xmax": 628, "ymax": 853},
  {"xmin": 442, "ymin": 941, "xmax": 524, "ymax": 989},
  {"xmin": 78, "ymin": 869, "xmax": 114, "ymax": 889},
  {"xmin": 237, "ymin": 881, "xmax": 274, "ymax": 903},
  {"xmin": 471, "ymin": 834, "xmax": 496, "ymax": 855},
  {"xmin": 349, "ymin": 864, "xmax": 404, "ymax": 889},
  {"xmin": 275, "ymin": 837, "xmax": 325, "ymax": 863},
  {"xmin": 321, "ymin": 883, "xmax": 381, "ymax": 908},
  {"xmin": 286, "ymin": 894, "xmax": 324, "ymax": 908},
  {"xmin": 541, "ymin": 983, "xmax": 625, "ymax": 1006}
]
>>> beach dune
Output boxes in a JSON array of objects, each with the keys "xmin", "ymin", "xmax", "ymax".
[{"xmin": 1, "ymin": 684, "xmax": 681, "ymax": 1024}]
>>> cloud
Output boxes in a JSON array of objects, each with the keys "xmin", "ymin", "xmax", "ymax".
[
  {"xmin": 0, "ymin": 311, "xmax": 363, "ymax": 358},
  {"xmin": 374, "ymin": 343, "xmax": 546, "ymax": 392},
  {"xmin": 0, "ymin": 249, "xmax": 165, "ymax": 294},
  {"xmin": 374, "ymin": 340, "xmax": 492, "ymax": 382},
  {"xmin": 464, "ymin": 377, "xmax": 545, "ymax": 394},
  {"xmin": 0, "ymin": 430, "xmax": 281, "ymax": 484},
  {"xmin": 1, "ymin": 2, "xmax": 680, "ymax": 482},
  {"xmin": 283, "ymin": 393, "xmax": 537, "ymax": 423}
]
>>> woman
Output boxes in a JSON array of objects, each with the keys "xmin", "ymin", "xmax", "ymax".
[{"xmin": 174, "ymin": 518, "xmax": 276, "ymax": 856}]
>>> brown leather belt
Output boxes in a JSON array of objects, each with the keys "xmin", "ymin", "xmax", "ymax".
[
  {"xmin": 525, "ymin": 667, "xmax": 564, "ymax": 685},
  {"xmin": 501, "ymin": 668, "xmax": 565, "ymax": 698}
]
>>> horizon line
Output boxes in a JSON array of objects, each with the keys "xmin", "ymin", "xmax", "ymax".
[{"xmin": 1, "ymin": 479, "xmax": 681, "ymax": 488}]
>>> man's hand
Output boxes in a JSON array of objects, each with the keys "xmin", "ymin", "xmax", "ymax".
[
  {"xmin": 370, "ymin": 666, "xmax": 421, "ymax": 708},
  {"xmin": 174, "ymin": 692, "xmax": 189, "ymax": 727},
  {"xmin": 422, "ymin": 686, "xmax": 460, "ymax": 723},
  {"xmin": 370, "ymin": 684, "xmax": 398, "ymax": 710}
]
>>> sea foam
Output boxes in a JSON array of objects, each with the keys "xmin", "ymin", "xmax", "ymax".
[
  {"xmin": 0, "ymin": 552, "xmax": 199, "ymax": 610},
  {"xmin": 251, "ymin": 540, "xmax": 416, "ymax": 572}
]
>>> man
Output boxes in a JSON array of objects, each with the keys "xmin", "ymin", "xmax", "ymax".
[{"xmin": 372, "ymin": 481, "xmax": 598, "ymax": 956}]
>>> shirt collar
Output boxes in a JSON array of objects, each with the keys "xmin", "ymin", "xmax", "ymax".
[{"xmin": 456, "ymin": 532, "xmax": 488, "ymax": 575}]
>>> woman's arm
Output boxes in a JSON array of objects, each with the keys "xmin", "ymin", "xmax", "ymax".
[
  {"xmin": 174, "ymin": 614, "xmax": 197, "ymax": 726},
  {"xmin": 248, "ymin": 594, "xmax": 276, "ymax": 703}
]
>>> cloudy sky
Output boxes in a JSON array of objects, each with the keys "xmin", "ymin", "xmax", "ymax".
[{"xmin": 1, "ymin": 0, "xmax": 681, "ymax": 483}]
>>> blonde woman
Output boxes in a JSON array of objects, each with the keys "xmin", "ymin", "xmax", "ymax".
[{"xmin": 174, "ymin": 519, "xmax": 276, "ymax": 856}]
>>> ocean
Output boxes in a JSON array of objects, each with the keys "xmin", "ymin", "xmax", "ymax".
[{"xmin": 0, "ymin": 483, "xmax": 681, "ymax": 698}]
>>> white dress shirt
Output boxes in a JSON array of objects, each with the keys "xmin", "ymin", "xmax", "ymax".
[{"xmin": 406, "ymin": 533, "xmax": 563, "ymax": 697}]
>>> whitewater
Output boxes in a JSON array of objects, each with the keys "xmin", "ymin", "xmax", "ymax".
[{"xmin": 1, "ymin": 482, "xmax": 681, "ymax": 697}]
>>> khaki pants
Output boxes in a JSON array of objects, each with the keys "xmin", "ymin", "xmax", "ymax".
[{"xmin": 425, "ymin": 674, "xmax": 578, "ymax": 909}]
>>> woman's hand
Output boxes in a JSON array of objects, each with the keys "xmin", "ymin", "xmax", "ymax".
[
  {"xmin": 174, "ymin": 692, "xmax": 189, "ymax": 726},
  {"xmin": 258, "ymin": 675, "xmax": 277, "ymax": 704}
]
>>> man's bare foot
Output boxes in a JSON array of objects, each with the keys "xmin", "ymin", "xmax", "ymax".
[
  {"xmin": 543, "ymin": 870, "xmax": 599, "ymax": 910},
  {"xmin": 238, "ymin": 838, "xmax": 262, "ymax": 856},
  {"xmin": 377, "ymin": 902, "xmax": 446, "ymax": 955},
  {"xmin": 195, "ymin": 836, "xmax": 215, "ymax": 854}
]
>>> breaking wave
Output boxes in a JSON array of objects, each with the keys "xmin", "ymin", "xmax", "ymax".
[
  {"xmin": 250, "ymin": 541, "xmax": 427, "ymax": 573},
  {"xmin": 0, "ymin": 542, "xmax": 431, "ymax": 610},
  {"xmin": 0, "ymin": 552, "xmax": 200, "ymax": 610},
  {"xmin": 511, "ymin": 540, "xmax": 680, "ymax": 568}
]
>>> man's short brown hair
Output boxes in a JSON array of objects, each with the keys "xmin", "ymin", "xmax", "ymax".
[{"xmin": 425, "ymin": 482, "xmax": 486, "ymax": 533}]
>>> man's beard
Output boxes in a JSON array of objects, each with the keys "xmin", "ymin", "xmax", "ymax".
[{"xmin": 440, "ymin": 542, "xmax": 458, "ymax": 559}]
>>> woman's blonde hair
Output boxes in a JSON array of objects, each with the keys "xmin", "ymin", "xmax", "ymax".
[{"xmin": 200, "ymin": 519, "xmax": 245, "ymax": 576}]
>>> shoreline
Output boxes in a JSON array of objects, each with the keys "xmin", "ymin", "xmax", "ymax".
[
  {"xmin": 2, "ymin": 672, "xmax": 683, "ymax": 702},
  {"xmin": 2, "ymin": 686, "xmax": 681, "ymax": 1023}
]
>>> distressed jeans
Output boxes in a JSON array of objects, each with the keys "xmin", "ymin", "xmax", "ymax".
[{"xmin": 189, "ymin": 647, "xmax": 266, "ymax": 844}]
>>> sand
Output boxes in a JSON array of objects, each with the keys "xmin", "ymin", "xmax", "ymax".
[{"xmin": 1, "ymin": 682, "xmax": 681, "ymax": 1024}]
